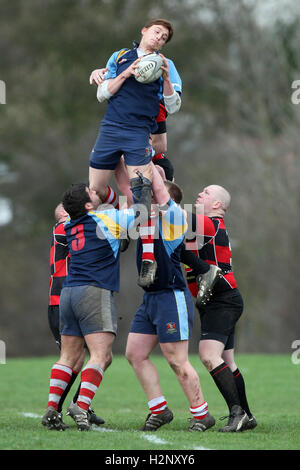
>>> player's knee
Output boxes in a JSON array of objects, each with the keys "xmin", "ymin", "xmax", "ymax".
[
  {"xmin": 125, "ymin": 346, "xmax": 135, "ymax": 365},
  {"xmin": 89, "ymin": 181, "xmax": 107, "ymax": 201},
  {"xmin": 104, "ymin": 352, "xmax": 113, "ymax": 371},
  {"xmin": 125, "ymin": 346, "xmax": 147, "ymax": 366},
  {"xmin": 200, "ymin": 356, "xmax": 214, "ymax": 371},
  {"xmin": 199, "ymin": 351, "xmax": 220, "ymax": 372},
  {"xmin": 167, "ymin": 357, "xmax": 188, "ymax": 378}
]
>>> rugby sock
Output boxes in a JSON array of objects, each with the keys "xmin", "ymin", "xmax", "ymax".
[
  {"xmin": 210, "ymin": 362, "xmax": 240, "ymax": 412},
  {"xmin": 190, "ymin": 401, "xmax": 208, "ymax": 420},
  {"xmin": 48, "ymin": 363, "xmax": 73, "ymax": 411},
  {"xmin": 57, "ymin": 370, "xmax": 78, "ymax": 413},
  {"xmin": 103, "ymin": 185, "xmax": 119, "ymax": 209},
  {"xmin": 77, "ymin": 364, "xmax": 103, "ymax": 411},
  {"xmin": 140, "ymin": 209, "xmax": 157, "ymax": 263},
  {"xmin": 232, "ymin": 368, "xmax": 252, "ymax": 417},
  {"xmin": 148, "ymin": 396, "xmax": 167, "ymax": 415},
  {"xmin": 72, "ymin": 381, "xmax": 80, "ymax": 404}
]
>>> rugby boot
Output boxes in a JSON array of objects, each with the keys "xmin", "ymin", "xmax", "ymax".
[
  {"xmin": 66, "ymin": 402, "xmax": 90, "ymax": 431},
  {"xmin": 88, "ymin": 408, "xmax": 105, "ymax": 425},
  {"xmin": 218, "ymin": 405, "xmax": 249, "ymax": 432},
  {"xmin": 188, "ymin": 412, "xmax": 216, "ymax": 432},
  {"xmin": 242, "ymin": 414, "xmax": 258, "ymax": 431},
  {"xmin": 137, "ymin": 260, "xmax": 157, "ymax": 287},
  {"xmin": 141, "ymin": 407, "xmax": 173, "ymax": 431},
  {"xmin": 42, "ymin": 406, "xmax": 68, "ymax": 431},
  {"xmin": 196, "ymin": 265, "xmax": 222, "ymax": 307}
]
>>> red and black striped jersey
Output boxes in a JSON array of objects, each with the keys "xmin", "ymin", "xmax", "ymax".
[
  {"xmin": 185, "ymin": 213, "xmax": 237, "ymax": 297},
  {"xmin": 49, "ymin": 222, "xmax": 70, "ymax": 306}
]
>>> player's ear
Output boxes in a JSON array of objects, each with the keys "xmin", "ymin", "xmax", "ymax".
[
  {"xmin": 85, "ymin": 201, "xmax": 94, "ymax": 211},
  {"xmin": 213, "ymin": 200, "xmax": 222, "ymax": 210}
]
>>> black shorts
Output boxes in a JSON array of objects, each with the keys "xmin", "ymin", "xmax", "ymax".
[
  {"xmin": 197, "ymin": 289, "xmax": 243, "ymax": 350},
  {"xmin": 48, "ymin": 305, "xmax": 61, "ymax": 348}
]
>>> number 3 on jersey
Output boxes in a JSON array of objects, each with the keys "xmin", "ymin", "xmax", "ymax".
[{"xmin": 71, "ymin": 224, "xmax": 85, "ymax": 251}]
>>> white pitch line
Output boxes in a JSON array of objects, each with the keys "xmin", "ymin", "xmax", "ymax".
[
  {"xmin": 140, "ymin": 434, "xmax": 169, "ymax": 445},
  {"xmin": 91, "ymin": 425, "xmax": 116, "ymax": 432},
  {"xmin": 19, "ymin": 412, "xmax": 42, "ymax": 418},
  {"xmin": 191, "ymin": 445, "xmax": 212, "ymax": 450}
]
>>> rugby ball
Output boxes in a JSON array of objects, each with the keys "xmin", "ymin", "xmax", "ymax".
[{"xmin": 135, "ymin": 53, "xmax": 163, "ymax": 84}]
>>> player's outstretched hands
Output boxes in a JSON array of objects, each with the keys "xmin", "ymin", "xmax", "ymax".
[{"xmin": 89, "ymin": 68, "xmax": 108, "ymax": 85}]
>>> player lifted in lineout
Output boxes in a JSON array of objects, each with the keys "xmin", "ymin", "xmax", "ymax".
[{"xmin": 89, "ymin": 18, "xmax": 182, "ymax": 287}]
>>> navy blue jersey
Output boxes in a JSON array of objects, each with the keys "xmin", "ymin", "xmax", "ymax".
[
  {"xmin": 103, "ymin": 47, "xmax": 182, "ymax": 133},
  {"xmin": 137, "ymin": 199, "xmax": 188, "ymax": 292},
  {"xmin": 64, "ymin": 208, "xmax": 135, "ymax": 292}
]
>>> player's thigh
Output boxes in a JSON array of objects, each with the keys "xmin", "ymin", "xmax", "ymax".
[
  {"xmin": 199, "ymin": 338, "xmax": 225, "ymax": 361},
  {"xmin": 126, "ymin": 161, "xmax": 152, "ymax": 181},
  {"xmin": 84, "ymin": 331, "xmax": 115, "ymax": 365},
  {"xmin": 89, "ymin": 167, "xmax": 113, "ymax": 198},
  {"xmin": 126, "ymin": 332, "xmax": 158, "ymax": 362}
]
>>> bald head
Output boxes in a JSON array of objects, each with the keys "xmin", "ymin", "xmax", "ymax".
[
  {"xmin": 54, "ymin": 202, "xmax": 68, "ymax": 223},
  {"xmin": 208, "ymin": 185, "xmax": 231, "ymax": 211},
  {"xmin": 195, "ymin": 185, "xmax": 231, "ymax": 217}
]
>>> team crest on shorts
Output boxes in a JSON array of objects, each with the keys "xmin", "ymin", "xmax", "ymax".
[
  {"xmin": 166, "ymin": 322, "xmax": 177, "ymax": 334},
  {"xmin": 145, "ymin": 146, "xmax": 152, "ymax": 157}
]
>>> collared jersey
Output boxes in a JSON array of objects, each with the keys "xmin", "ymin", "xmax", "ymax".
[
  {"xmin": 185, "ymin": 213, "xmax": 238, "ymax": 296},
  {"xmin": 103, "ymin": 46, "xmax": 182, "ymax": 133},
  {"xmin": 63, "ymin": 208, "xmax": 136, "ymax": 292},
  {"xmin": 137, "ymin": 199, "xmax": 188, "ymax": 292},
  {"xmin": 49, "ymin": 221, "xmax": 70, "ymax": 305}
]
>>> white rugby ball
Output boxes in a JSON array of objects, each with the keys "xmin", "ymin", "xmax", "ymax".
[{"xmin": 135, "ymin": 53, "xmax": 163, "ymax": 84}]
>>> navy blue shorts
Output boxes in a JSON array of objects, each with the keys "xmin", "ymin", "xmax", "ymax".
[
  {"xmin": 59, "ymin": 285, "xmax": 117, "ymax": 337},
  {"xmin": 130, "ymin": 288, "xmax": 194, "ymax": 343},
  {"xmin": 90, "ymin": 122, "xmax": 153, "ymax": 170}
]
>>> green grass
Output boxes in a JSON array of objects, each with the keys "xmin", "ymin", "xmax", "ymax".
[{"xmin": 0, "ymin": 354, "xmax": 299, "ymax": 450}]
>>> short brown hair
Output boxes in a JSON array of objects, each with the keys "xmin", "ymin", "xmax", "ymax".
[
  {"xmin": 62, "ymin": 182, "xmax": 90, "ymax": 219},
  {"xmin": 164, "ymin": 181, "xmax": 183, "ymax": 204},
  {"xmin": 143, "ymin": 18, "xmax": 174, "ymax": 43}
]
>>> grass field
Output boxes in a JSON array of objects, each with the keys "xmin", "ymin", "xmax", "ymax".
[{"xmin": 0, "ymin": 353, "xmax": 299, "ymax": 451}]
